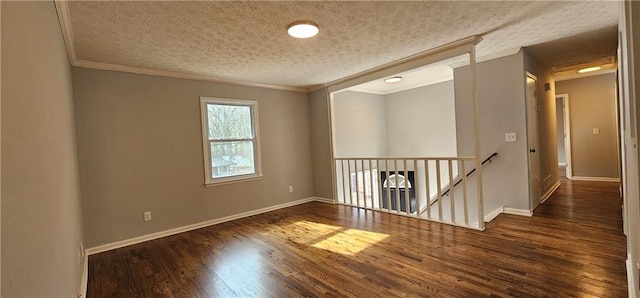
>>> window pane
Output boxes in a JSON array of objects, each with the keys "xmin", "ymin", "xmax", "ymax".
[
  {"xmin": 210, "ymin": 140, "xmax": 255, "ymax": 178},
  {"xmin": 207, "ymin": 104, "xmax": 253, "ymax": 140}
]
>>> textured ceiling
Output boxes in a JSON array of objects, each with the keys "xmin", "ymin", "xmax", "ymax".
[{"xmin": 62, "ymin": 1, "xmax": 618, "ymax": 90}]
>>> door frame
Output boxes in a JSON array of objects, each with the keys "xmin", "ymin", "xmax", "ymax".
[
  {"xmin": 556, "ymin": 93, "xmax": 573, "ymax": 178},
  {"xmin": 525, "ymin": 72, "xmax": 541, "ymax": 210}
]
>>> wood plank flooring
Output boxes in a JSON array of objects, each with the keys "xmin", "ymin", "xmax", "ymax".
[{"xmin": 87, "ymin": 180, "xmax": 627, "ymax": 297}]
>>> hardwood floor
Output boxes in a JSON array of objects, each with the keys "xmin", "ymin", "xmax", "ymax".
[{"xmin": 87, "ymin": 180, "xmax": 627, "ymax": 297}]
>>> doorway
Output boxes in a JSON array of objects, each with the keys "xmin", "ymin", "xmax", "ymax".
[
  {"xmin": 526, "ymin": 72, "xmax": 541, "ymax": 209},
  {"xmin": 555, "ymin": 93, "xmax": 572, "ymax": 179}
]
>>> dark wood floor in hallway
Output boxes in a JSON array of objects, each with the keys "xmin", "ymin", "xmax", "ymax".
[{"xmin": 87, "ymin": 180, "xmax": 628, "ymax": 297}]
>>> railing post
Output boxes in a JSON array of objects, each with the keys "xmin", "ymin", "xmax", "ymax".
[
  {"xmin": 461, "ymin": 160, "xmax": 469, "ymax": 225},
  {"xmin": 448, "ymin": 160, "xmax": 456, "ymax": 223},
  {"xmin": 347, "ymin": 160, "xmax": 353, "ymax": 206},
  {"xmin": 377, "ymin": 159, "xmax": 383, "ymax": 210},
  {"xmin": 424, "ymin": 160, "xmax": 431, "ymax": 219},
  {"xmin": 470, "ymin": 47, "xmax": 485, "ymax": 230},
  {"xmin": 414, "ymin": 159, "xmax": 419, "ymax": 217},
  {"xmin": 394, "ymin": 159, "xmax": 400, "ymax": 214},
  {"xmin": 436, "ymin": 160, "xmax": 443, "ymax": 220}
]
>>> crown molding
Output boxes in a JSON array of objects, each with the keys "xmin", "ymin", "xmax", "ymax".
[
  {"xmin": 54, "ymin": 1, "xmax": 77, "ymax": 64},
  {"xmin": 449, "ymin": 47, "xmax": 522, "ymax": 69},
  {"xmin": 348, "ymin": 76, "xmax": 453, "ymax": 95},
  {"xmin": 326, "ymin": 35, "xmax": 483, "ymax": 93},
  {"xmin": 73, "ymin": 60, "xmax": 309, "ymax": 93},
  {"xmin": 53, "ymin": 1, "xmax": 308, "ymax": 93}
]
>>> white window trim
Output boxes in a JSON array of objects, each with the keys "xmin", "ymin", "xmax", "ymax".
[{"xmin": 200, "ymin": 97, "xmax": 263, "ymax": 186}]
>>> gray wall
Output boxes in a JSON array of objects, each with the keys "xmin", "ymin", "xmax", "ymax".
[
  {"xmin": 556, "ymin": 73, "xmax": 619, "ymax": 178},
  {"xmin": 72, "ymin": 68, "xmax": 314, "ymax": 248},
  {"xmin": 454, "ymin": 52, "xmax": 530, "ymax": 212},
  {"xmin": 523, "ymin": 49, "xmax": 559, "ymax": 197},
  {"xmin": 333, "ymin": 91, "xmax": 387, "ymax": 157},
  {"xmin": 385, "ymin": 81, "xmax": 457, "ymax": 157},
  {"xmin": 309, "ymin": 88, "xmax": 334, "ymax": 199},
  {"xmin": 1, "ymin": 2, "xmax": 86, "ymax": 296}
]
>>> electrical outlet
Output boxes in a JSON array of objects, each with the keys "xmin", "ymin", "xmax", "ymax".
[
  {"xmin": 505, "ymin": 132, "xmax": 517, "ymax": 143},
  {"xmin": 143, "ymin": 211, "xmax": 152, "ymax": 222},
  {"xmin": 593, "ymin": 128, "xmax": 600, "ymax": 135},
  {"xmin": 288, "ymin": 186, "xmax": 294, "ymax": 193}
]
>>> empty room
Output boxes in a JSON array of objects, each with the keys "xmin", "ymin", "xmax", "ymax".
[{"xmin": 3, "ymin": 1, "xmax": 640, "ymax": 297}]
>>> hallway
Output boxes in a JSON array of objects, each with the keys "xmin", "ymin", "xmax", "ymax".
[{"xmin": 87, "ymin": 180, "xmax": 627, "ymax": 297}]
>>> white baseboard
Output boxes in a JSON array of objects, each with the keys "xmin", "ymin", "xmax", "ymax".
[
  {"xmin": 482, "ymin": 206, "xmax": 535, "ymax": 222},
  {"xmin": 311, "ymin": 196, "xmax": 335, "ymax": 204},
  {"xmin": 503, "ymin": 207, "xmax": 533, "ymax": 217},
  {"xmin": 571, "ymin": 176, "xmax": 620, "ymax": 182},
  {"xmin": 628, "ymin": 254, "xmax": 638, "ymax": 298},
  {"xmin": 79, "ymin": 254, "xmax": 88, "ymax": 297},
  {"xmin": 86, "ymin": 197, "xmax": 325, "ymax": 255},
  {"xmin": 484, "ymin": 206, "xmax": 503, "ymax": 222},
  {"xmin": 540, "ymin": 181, "xmax": 561, "ymax": 204}
]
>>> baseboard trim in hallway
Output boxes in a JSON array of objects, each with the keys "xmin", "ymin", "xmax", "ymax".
[
  {"xmin": 503, "ymin": 207, "xmax": 533, "ymax": 217},
  {"xmin": 79, "ymin": 254, "xmax": 88, "ymax": 298},
  {"xmin": 571, "ymin": 176, "xmax": 620, "ymax": 182},
  {"xmin": 484, "ymin": 206, "xmax": 533, "ymax": 222},
  {"xmin": 540, "ymin": 181, "xmax": 562, "ymax": 204}
]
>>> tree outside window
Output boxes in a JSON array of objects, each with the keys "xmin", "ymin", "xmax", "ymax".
[{"xmin": 200, "ymin": 98, "xmax": 261, "ymax": 185}]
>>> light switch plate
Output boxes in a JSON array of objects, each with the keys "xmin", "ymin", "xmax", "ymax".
[{"xmin": 505, "ymin": 132, "xmax": 517, "ymax": 143}]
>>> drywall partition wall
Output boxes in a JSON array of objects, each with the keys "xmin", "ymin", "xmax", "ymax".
[
  {"xmin": 1, "ymin": 2, "xmax": 86, "ymax": 296},
  {"xmin": 332, "ymin": 91, "xmax": 387, "ymax": 157},
  {"xmin": 454, "ymin": 52, "xmax": 530, "ymax": 213},
  {"xmin": 523, "ymin": 49, "xmax": 559, "ymax": 199},
  {"xmin": 73, "ymin": 67, "xmax": 314, "ymax": 248},
  {"xmin": 556, "ymin": 73, "xmax": 619, "ymax": 179},
  {"xmin": 309, "ymin": 88, "xmax": 334, "ymax": 199},
  {"xmin": 385, "ymin": 80, "xmax": 457, "ymax": 157},
  {"xmin": 384, "ymin": 81, "xmax": 459, "ymax": 209}
]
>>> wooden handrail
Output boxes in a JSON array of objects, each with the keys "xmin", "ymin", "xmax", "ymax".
[{"xmin": 437, "ymin": 152, "xmax": 498, "ymax": 200}]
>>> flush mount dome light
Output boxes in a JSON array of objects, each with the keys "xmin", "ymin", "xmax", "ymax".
[
  {"xmin": 384, "ymin": 76, "xmax": 403, "ymax": 83},
  {"xmin": 577, "ymin": 66, "xmax": 602, "ymax": 73},
  {"xmin": 287, "ymin": 21, "xmax": 319, "ymax": 38}
]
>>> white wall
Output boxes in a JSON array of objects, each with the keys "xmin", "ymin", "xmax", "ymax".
[
  {"xmin": 331, "ymin": 82, "xmax": 459, "ymax": 214},
  {"xmin": 385, "ymin": 81, "xmax": 457, "ymax": 157},
  {"xmin": 454, "ymin": 52, "xmax": 530, "ymax": 213},
  {"xmin": 332, "ymin": 91, "xmax": 388, "ymax": 157},
  {"xmin": 1, "ymin": 2, "xmax": 86, "ymax": 296}
]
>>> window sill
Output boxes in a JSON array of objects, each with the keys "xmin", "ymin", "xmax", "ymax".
[{"xmin": 204, "ymin": 174, "xmax": 263, "ymax": 187}]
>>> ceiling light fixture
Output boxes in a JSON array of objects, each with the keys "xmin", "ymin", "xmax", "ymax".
[
  {"xmin": 577, "ymin": 66, "xmax": 602, "ymax": 73},
  {"xmin": 287, "ymin": 21, "xmax": 319, "ymax": 38},
  {"xmin": 384, "ymin": 76, "xmax": 403, "ymax": 83}
]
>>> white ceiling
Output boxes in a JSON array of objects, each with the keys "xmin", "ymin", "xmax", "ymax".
[{"xmin": 58, "ymin": 1, "xmax": 619, "ymax": 91}]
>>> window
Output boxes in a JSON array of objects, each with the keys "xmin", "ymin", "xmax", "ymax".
[{"xmin": 200, "ymin": 97, "xmax": 261, "ymax": 185}]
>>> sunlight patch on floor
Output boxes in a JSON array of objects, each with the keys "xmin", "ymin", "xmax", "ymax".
[{"xmin": 290, "ymin": 220, "xmax": 389, "ymax": 256}]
